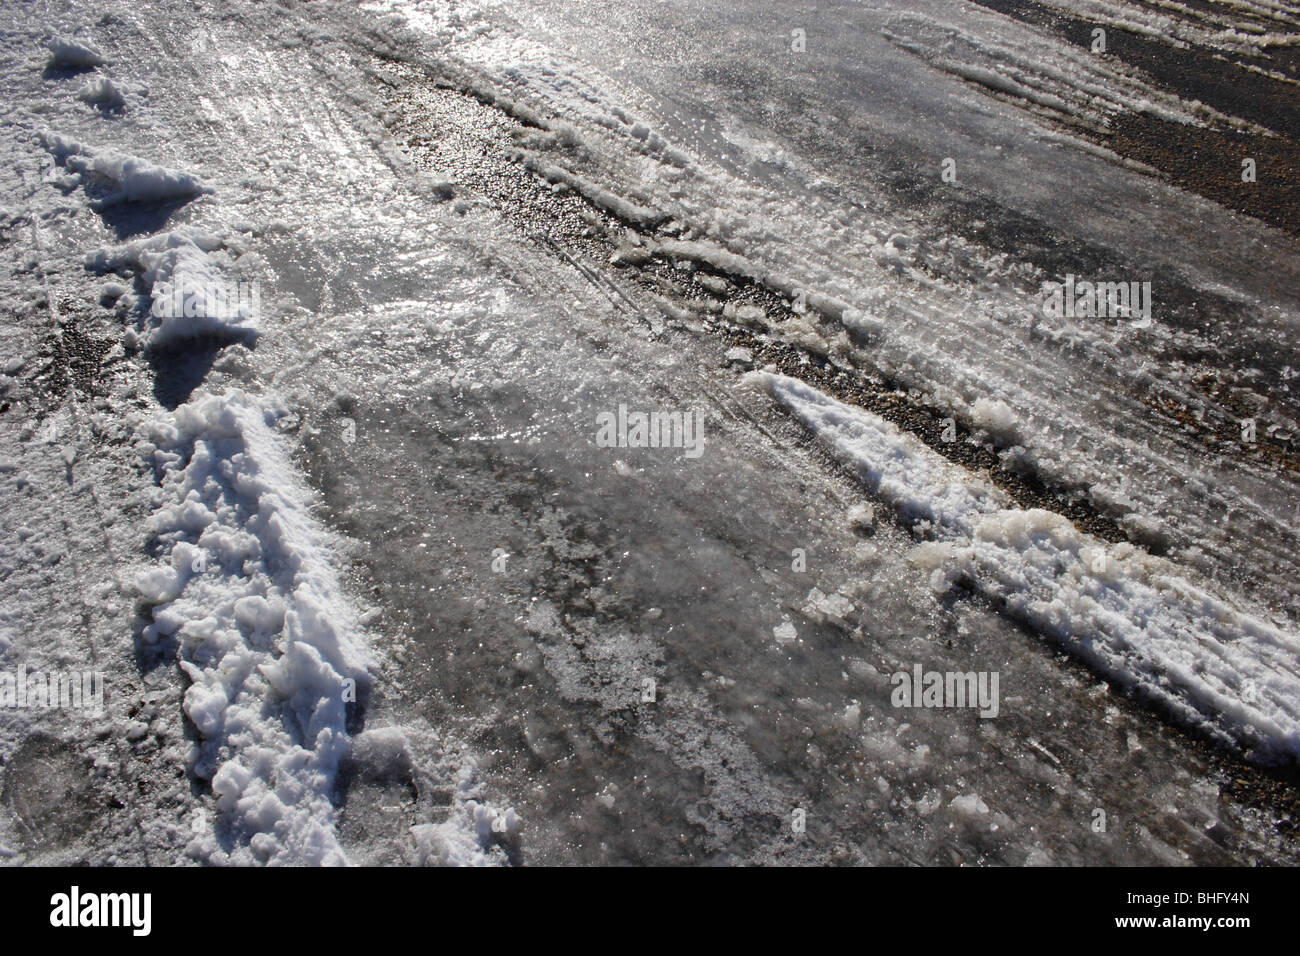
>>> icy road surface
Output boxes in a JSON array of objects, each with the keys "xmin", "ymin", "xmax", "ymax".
[{"xmin": 0, "ymin": 0, "xmax": 1297, "ymax": 865}]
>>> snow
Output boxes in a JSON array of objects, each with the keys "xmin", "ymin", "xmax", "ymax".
[
  {"xmin": 1029, "ymin": 0, "xmax": 1300, "ymax": 55},
  {"xmin": 0, "ymin": 2, "xmax": 521, "ymax": 863},
  {"xmin": 87, "ymin": 228, "xmax": 258, "ymax": 350},
  {"xmin": 969, "ymin": 398, "xmax": 1020, "ymax": 446},
  {"xmin": 950, "ymin": 793, "xmax": 991, "ymax": 817},
  {"xmin": 750, "ymin": 371, "xmax": 1300, "ymax": 762},
  {"xmin": 391, "ymin": 0, "xmax": 1300, "ymax": 628},
  {"xmin": 131, "ymin": 386, "xmax": 517, "ymax": 865},
  {"xmin": 724, "ymin": 346, "xmax": 753, "ymax": 367},
  {"xmin": 521, "ymin": 154, "xmax": 663, "ymax": 227},
  {"xmin": 46, "ymin": 37, "xmax": 105, "ymax": 70},
  {"xmin": 744, "ymin": 371, "xmax": 1009, "ymax": 533},
  {"xmin": 1, "ymin": 0, "xmax": 1296, "ymax": 867},
  {"xmin": 409, "ymin": 764, "xmax": 521, "ymax": 866},
  {"xmin": 138, "ymin": 389, "xmax": 372, "ymax": 864},
  {"xmin": 78, "ymin": 76, "xmax": 126, "ymax": 110},
  {"xmin": 40, "ymin": 132, "xmax": 209, "ymax": 207},
  {"xmin": 880, "ymin": 11, "xmax": 1266, "ymax": 134}
]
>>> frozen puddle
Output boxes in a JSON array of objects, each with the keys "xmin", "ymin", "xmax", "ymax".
[{"xmin": 271, "ymin": 266, "xmax": 1298, "ymax": 863}]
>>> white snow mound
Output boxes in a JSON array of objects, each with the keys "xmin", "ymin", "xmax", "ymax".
[
  {"xmin": 88, "ymin": 227, "xmax": 258, "ymax": 350},
  {"xmin": 40, "ymin": 132, "xmax": 207, "ymax": 206},
  {"xmin": 139, "ymin": 389, "xmax": 373, "ymax": 865},
  {"xmin": 78, "ymin": 76, "xmax": 126, "ymax": 109},
  {"xmin": 46, "ymin": 38, "xmax": 105, "ymax": 70}
]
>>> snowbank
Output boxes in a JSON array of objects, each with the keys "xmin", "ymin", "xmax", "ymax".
[
  {"xmin": 749, "ymin": 371, "xmax": 1300, "ymax": 763},
  {"xmin": 138, "ymin": 391, "xmax": 520, "ymax": 864},
  {"xmin": 138, "ymin": 390, "xmax": 374, "ymax": 864},
  {"xmin": 46, "ymin": 38, "xmax": 105, "ymax": 70},
  {"xmin": 40, "ymin": 132, "xmax": 208, "ymax": 206},
  {"xmin": 88, "ymin": 227, "xmax": 258, "ymax": 350}
]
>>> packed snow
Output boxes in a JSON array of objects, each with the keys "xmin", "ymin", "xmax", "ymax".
[{"xmin": 40, "ymin": 132, "xmax": 209, "ymax": 207}]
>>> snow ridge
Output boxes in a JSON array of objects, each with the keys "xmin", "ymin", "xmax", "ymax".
[
  {"xmin": 138, "ymin": 390, "xmax": 373, "ymax": 865},
  {"xmin": 881, "ymin": 11, "xmax": 1270, "ymax": 136},
  {"xmin": 750, "ymin": 371, "xmax": 1300, "ymax": 764},
  {"xmin": 45, "ymin": 37, "xmax": 106, "ymax": 70}
]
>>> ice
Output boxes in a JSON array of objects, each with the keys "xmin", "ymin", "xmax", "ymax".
[
  {"xmin": 1028, "ymin": 0, "xmax": 1300, "ymax": 55},
  {"xmin": 1, "ymin": 0, "xmax": 1295, "ymax": 868},
  {"xmin": 514, "ymin": 0, "xmax": 1295, "ymax": 623},
  {"xmin": 881, "ymin": 12, "xmax": 1264, "ymax": 134}
]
